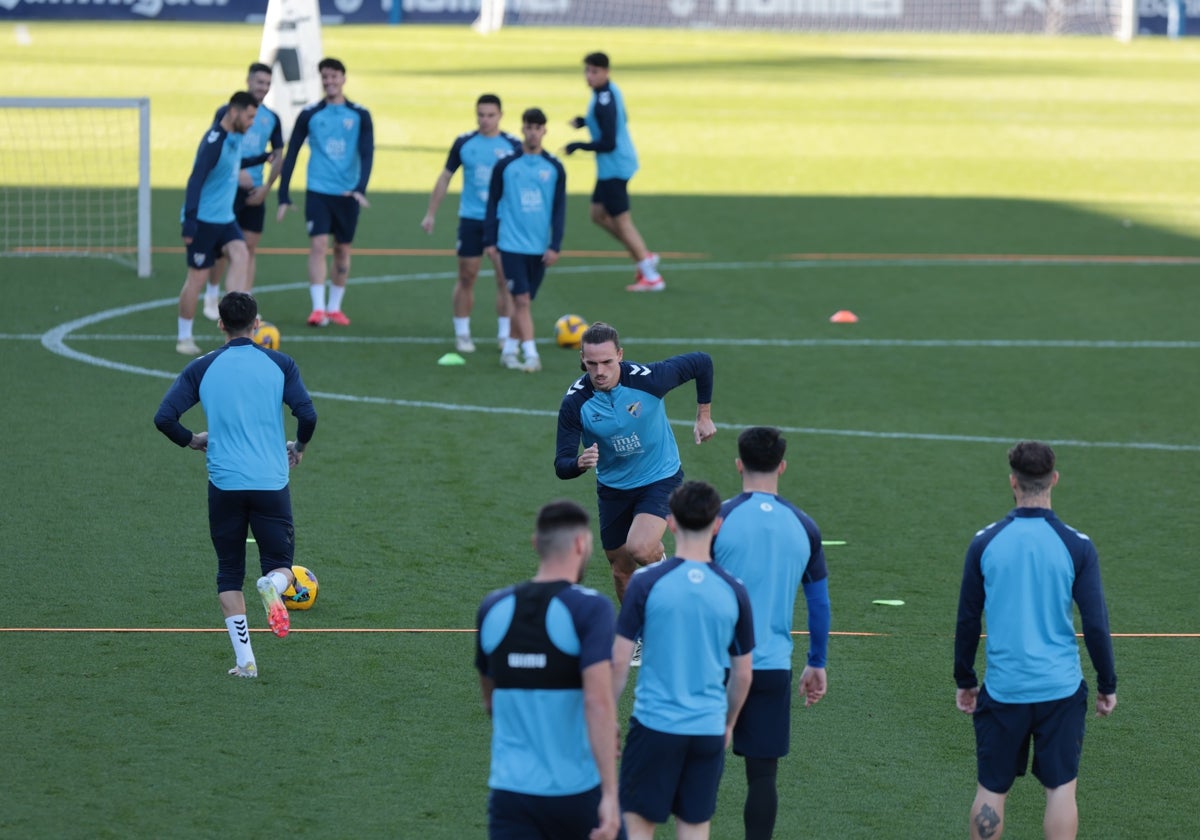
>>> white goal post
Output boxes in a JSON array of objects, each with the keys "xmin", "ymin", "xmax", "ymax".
[{"xmin": 0, "ymin": 97, "xmax": 152, "ymax": 277}]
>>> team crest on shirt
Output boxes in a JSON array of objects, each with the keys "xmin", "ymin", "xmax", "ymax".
[
  {"xmin": 625, "ymin": 401, "xmax": 641, "ymax": 418},
  {"xmin": 688, "ymin": 568, "xmax": 705, "ymax": 584},
  {"xmin": 599, "ymin": 92, "xmax": 612, "ymax": 106},
  {"xmin": 343, "ymin": 118, "xmax": 354, "ymax": 131},
  {"xmin": 760, "ymin": 501, "xmax": 774, "ymax": 512},
  {"xmin": 539, "ymin": 169, "xmax": 551, "ymax": 182}
]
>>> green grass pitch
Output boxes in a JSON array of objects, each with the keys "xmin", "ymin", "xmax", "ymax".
[{"xmin": 2, "ymin": 22, "xmax": 1198, "ymax": 838}]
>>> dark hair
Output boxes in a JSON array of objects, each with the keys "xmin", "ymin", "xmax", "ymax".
[
  {"xmin": 584, "ymin": 52, "xmax": 610, "ymax": 69},
  {"xmin": 248, "ymin": 62, "xmax": 272, "ymax": 76},
  {"xmin": 534, "ymin": 499, "xmax": 591, "ymax": 558},
  {"xmin": 522, "ymin": 107, "xmax": 547, "ymax": 126},
  {"xmin": 581, "ymin": 321, "xmax": 620, "ymax": 350},
  {"xmin": 1008, "ymin": 440, "xmax": 1056, "ymax": 493},
  {"xmin": 477, "ymin": 93, "xmax": 501, "ymax": 109},
  {"xmin": 218, "ymin": 291, "xmax": 258, "ymax": 333},
  {"xmin": 318, "ymin": 57, "xmax": 346, "ymax": 74},
  {"xmin": 229, "ymin": 91, "xmax": 258, "ymax": 110},
  {"xmin": 668, "ymin": 481, "xmax": 722, "ymax": 532},
  {"xmin": 738, "ymin": 426, "xmax": 786, "ymax": 473}
]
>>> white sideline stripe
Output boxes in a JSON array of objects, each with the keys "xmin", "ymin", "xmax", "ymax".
[
  {"xmin": 18, "ymin": 333, "xmax": 1200, "ymax": 350},
  {"xmin": 37, "ymin": 269, "xmax": 1200, "ymax": 453}
]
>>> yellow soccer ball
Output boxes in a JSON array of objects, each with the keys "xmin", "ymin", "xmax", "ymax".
[
  {"xmin": 555, "ymin": 314, "xmax": 588, "ymax": 349},
  {"xmin": 283, "ymin": 565, "xmax": 318, "ymax": 611},
  {"xmin": 253, "ymin": 321, "xmax": 281, "ymax": 350}
]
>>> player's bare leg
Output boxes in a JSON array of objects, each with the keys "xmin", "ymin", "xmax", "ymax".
[
  {"xmin": 487, "ymin": 249, "xmax": 513, "ymax": 348},
  {"xmin": 622, "ymin": 811, "xmax": 656, "ymax": 840},
  {"xmin": 242, "ymin": 229, "xmax": 262, "ymax": 294},
  {"xmin": 221, "ymin": 240, "xmax": 250, "ymax": 294},
  {"xmin": 1043, "ymin": 781, "xmax": 1078, "ymax": 840},
  {"xmin": 325, "ymin": 241, "xmax": 353, "ymax": 325},
  {"xmin": 453, "ymin": 255, "xmax": 481, "ymax": 351},
  {"xmin": 969, "ymin": 786, "xmax": 1007, "ymax": 840}
]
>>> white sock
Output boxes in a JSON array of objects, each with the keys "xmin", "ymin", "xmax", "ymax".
[
  {"xmin": 638, "ymin": 256, "xmax": 661, "ymax": 281},
  {"xmin": 225, "ymin": 614, "xmax": 255, "ymax": 667},
  {"xmin": 328, "ymin": 285, "xmax": 346, "ymax": 313},
  {"xmin": 503, "ymin": 337, "xmax": 520, "ymax": 356},
  {"xmin": 521, "ymin": 339, "xmax": 539, "ymax": 360},
  {"xmin": 453, "ymin": 316, "xmax": 470, "ymax": 337},
  {"xmin": 177, "ymin": 317, "xmax": 193, "ymax": 341},
  {"xmin": 269, "ymin": 571, "xmax": 290, "ymax": 595},
  {"xmin": 497, "ymin": 317, "xmax": 510, "ymax": 340},
  {"xmin": 204, "ymin": 282, "xmax": 220, "ymax": 303},
  {"xmin": 310, "ymin": 284, "xmax": 326, "ymax": 312}
]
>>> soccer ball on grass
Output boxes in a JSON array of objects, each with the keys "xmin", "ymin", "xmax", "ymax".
[
  {"xmin": 554, "ymin": 314, "xmax": 588, "ymax": 349},
  {"xmin": 283, "ymin": 565, "xmax": 318, "ymax": 610},
  {"xmin": 253, "ymin": 321, "xmax": 281, "ymax": 350}
]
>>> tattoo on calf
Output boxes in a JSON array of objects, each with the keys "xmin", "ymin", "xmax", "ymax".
[{"xmin": 975, "ymin": 804, "xmax": 1001, "ymax": 839}]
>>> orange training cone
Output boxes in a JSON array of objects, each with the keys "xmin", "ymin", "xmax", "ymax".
[{"xmin": 829, "ymin": 310, "xmax": 859, "ymax": 324}]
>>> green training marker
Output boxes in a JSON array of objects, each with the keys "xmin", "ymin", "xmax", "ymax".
[
  {"xmin": 872, "ymin": 599, "xmax": 905, "ymax": 606},
  {"xmin": 822, "ymin": 540, "xmax": 847, "ymax": 546},
  {"xmin": 437, "ymin": 353, "xmax": 466, "ymax": 366}
]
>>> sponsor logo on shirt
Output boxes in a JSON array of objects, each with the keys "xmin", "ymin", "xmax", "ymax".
[
  {"xmin": 688, "ymin": 568, "xmax": 705, "ymax": 584},
  {"xmin": 507, "ymin": 652, "xmax": 547, "ymax": 669},
  {"xmin": 611, "ymin": 432, "xmax": 642, "ymax": 454}
]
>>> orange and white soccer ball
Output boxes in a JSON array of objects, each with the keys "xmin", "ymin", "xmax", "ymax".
[
  {"xmin": 555, "ymin": 314, "xmax": 588, "ymax": 349},
  {"xmin": 283, "ymin": 565, "xmax": 318, "ymax": 610}
]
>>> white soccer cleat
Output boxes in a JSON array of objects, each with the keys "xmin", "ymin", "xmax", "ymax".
[
  {"xmin": 500, "ymin": 352, "xmax": 522, "ymax": 369},
  {"xmin": 176, "ymin": 339, "xmax": 202, "ymax": 356},
  {"xmin": 202, "ymin": 299, "xmax": 220, "ymax": 321},
  {"xmin": 520, "ymin": 357, "xmax": 542, "ymax": 373},
  {"xmin": 455, "ymin": 335, "xmax": 476, "ymax": 353},
  {"xmin": 228, "ymin": 662, "xmax": 258, "ymax": 678}
]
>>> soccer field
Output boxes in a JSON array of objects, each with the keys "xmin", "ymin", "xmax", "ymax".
[{"xmin": 2, "ymin": 22, "xmax": 1198, "ymax": 838}]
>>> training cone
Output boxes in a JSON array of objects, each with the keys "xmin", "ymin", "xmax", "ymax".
[
  {"xmin": 829, "ymin": 310, "xmax": 859, "ymax": 324},
  {"xmin": 437, "ymin": 353, "xmax": 466, "ymax": 366}
]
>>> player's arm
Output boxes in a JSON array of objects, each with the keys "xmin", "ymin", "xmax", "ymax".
[
  {"xmin": 264, "ymin": 116, "xmax": 285, "ymax": 189},
  {"xmin": 954, "ymin": 542, "xmax": 986, "ymax": 712},
  {"xmin": 1072, "ymin": 542, "xmax": 1118, "ymax": 712},
  {"xmin": 554, "ymin": 393, "xmax": 590, "ymax": 479},
  {"xmin": 582, "ymin": 660, "xmax": 620, "ymax": 840},
  {"xmin": 351, "ymin": 107, "xmax": 375, "ymax": 203},
  {"xmin": 276, "ymin": 107, "xmax": 312, "ymax": 211},
  {"xmin": 482, "ymin": 158, "xmax": 507, "ymax": 251},
  {"xmin": 565, "ymin": 92, "xmax": 617, "ymax": 155},
  {"xmin": 181, "ymin": 133, "xmax": 224, "ymax": 240},
  {"xmin": 423, "ymin": 137, "xmax": 466, "ymax": 233},
  {"xmin": 279, "ymin": 358, "xmax": 318, "ymax": 460},
  {"xmin": 725, "ymin": 652, "xmax": 753, "ymax": 744},
  {"xmin": 548, "ymin": 157, "xmax": 567, "ymax": 255},
  {"xmin": 478, "ymin": 674, "xmax": 495, "ymax": 717},
  {"xmin": 153, "ymin": 367, "xmax": 204, "ymax": 447}
]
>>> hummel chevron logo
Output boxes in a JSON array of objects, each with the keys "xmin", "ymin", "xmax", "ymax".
[
  {"xmin": 566, "ymin": 378, "xmax": 587, "ymax": 395},
  {"xmin": 628, "ymin": 364, "xmax": 651, "ymax": 376}
]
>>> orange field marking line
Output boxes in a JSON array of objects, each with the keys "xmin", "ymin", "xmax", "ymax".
[{"xmin": 782, "ymin": 252, "xmax": 1200, "ymax": 265}]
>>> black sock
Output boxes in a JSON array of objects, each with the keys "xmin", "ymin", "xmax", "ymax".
[{"xmin": 744, "ymin": 756, "xmax": 779, "ymax": 840}]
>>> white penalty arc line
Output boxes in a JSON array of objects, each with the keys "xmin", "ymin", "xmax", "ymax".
[{"xmin": 37, "ymin": 266, "xmax": 1200, "ymax": 453}]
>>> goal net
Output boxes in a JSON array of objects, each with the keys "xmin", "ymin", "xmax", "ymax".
[{"xmin": 0, "ymin": 97, "xmax": 151, "ymax": 277}]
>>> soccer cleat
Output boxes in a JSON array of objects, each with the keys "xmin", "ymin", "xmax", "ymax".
[
  {"xmin": 326, "ymin": 310, "xmax": 351, "ymax": 326},
  {"xmin": 500, "ymin": 352, "xmax": 522, "ymax": 369},
  {"xmin": 455, "ymin": 335, "xmax": 476, "ymax": 353},
  {"xmin": 202, "ymin": 298, "xmax": 220, "ymax": 321},
  {"xmin": 626, "ymin": 276, "xmax": 665, "ymax": 293},
  {"xmin": 630, "ymin": 638, "xmax": 643, "ymax": 667},
  {"xmin": 228, "ymin": 662, "xmax": 258, "ymax": 678},
  {"xmin": 497, "ymin": 337, "xmax": 507, "ymax": 351},
  {"xmin": 519, "ymin": 357, "xmax": 542, "ymax": 373},
  {"xmin": 176, "ymin": 338, "xmax": 202, "ymax": 356},
  {"xmin": 307, "ymin": 309, "xmax": 329, "ymax": 327},
  {"xmin": 257, "ymin": 576, "xmax": 290, "ymax": 638}
]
